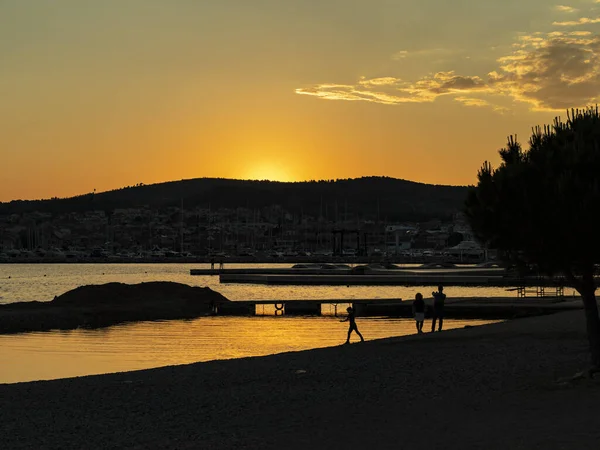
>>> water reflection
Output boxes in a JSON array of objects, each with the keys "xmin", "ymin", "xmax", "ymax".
[{"xmin": 0, "ymin": 316, "xmax": 499, "ymax": 384}]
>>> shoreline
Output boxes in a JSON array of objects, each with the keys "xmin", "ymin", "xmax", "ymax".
[
  {"xmin": 0, "ymin": 291, "xmax": 582, "ymax": 335},
  {"xmin": 1, "ymin": 309, "xmax": 599, "ymax": 449}
]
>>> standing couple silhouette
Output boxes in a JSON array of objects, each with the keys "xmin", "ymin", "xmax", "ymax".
[{"xmin": 412, "ymin": 285, "xmax": 446, "ymax": 333}]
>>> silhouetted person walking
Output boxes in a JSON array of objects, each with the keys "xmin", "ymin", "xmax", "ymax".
[
  {"xmin": 431, "ymin": 285, "xmax": 446, "ymax": 332},
  {"xmin": 341, "ymin": 306, "xmax": 364, "ymax": 344},
  {"xmin": 412, "ymin": 292, "xmax": 425, "ymax": 333},
  {"xmin": 210, "ymin": 257, "xmax": 215, "ymax": 270}
]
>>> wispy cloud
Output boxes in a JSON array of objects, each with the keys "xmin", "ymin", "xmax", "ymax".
[
  {"xmin": 296, "ymin": 72, "xmax": 489, "ymax": 106},
  {"xmin": 295, "ymin": 82, "xmax": 421, "ymax": 105},
  {"xmin": 553, "ymin": 16, "xmax": 600, "ymax": 26},
  {"xmin": 554, "ymin": 5, "xmax": 578, "ymax": 13},
  {"xmin": 296, "ymin": 9, "xmax": 600, "ymax": 112},
  {"xmin": 358, "ymin": 77, "xmax": 402, "ymax": 87},
  {"xmin": 391, "ymin": 51, "xmax": 408, "ymax": 60},
  {"xmin": 411, "ymin": 72, "xmax": 488, "ymax": 95},
  {"xmin": 391, "ymin": 48, "xmax": 465, "ymax": 61},
  {"xmin": 453, "ymin": 97, "xmax": 510, "ymax": 113},
  {"xmin": 453, "ymin": 97, "xmax": 491, "ymax": 107}
]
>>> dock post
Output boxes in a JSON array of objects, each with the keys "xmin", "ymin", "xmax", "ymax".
[{"xmin": 537, "ymin": 286, "xmax": 545, "ymax": 297}]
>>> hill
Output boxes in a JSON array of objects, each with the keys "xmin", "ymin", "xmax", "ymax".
[{"xmin": 0, "ymin": 177, "xmax": 468, "ymax": 221}]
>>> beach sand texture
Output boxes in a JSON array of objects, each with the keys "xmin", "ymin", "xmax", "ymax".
[{"xmin": 1, "ymin": 310, "xmax": 599, "ymax": 449}]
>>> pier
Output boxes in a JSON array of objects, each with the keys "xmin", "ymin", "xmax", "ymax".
[
  {"xmin": 192, "ymin": 266, "xmax": 512, "ymax": 286},
  {"xmin": 190, "ymin": 267, "xmax": 504, "ymax": 276},
  {"xmin": 212, "ymin": 296, "xmax": 581, "ymax": 319},
  {"xmin": 216, "ymin": 298, "xmax": 403, "ymax": 316},
  {"xmin": 217, "ymin": 273, "xmax": 508, "ymax": 286},
  {"xmin": 190, "ymin": 266, "xmax": 576, "ymax": 287},
  {"xmin": 189, "ymin": 266, "xmax": 584, "ymax": 318}
]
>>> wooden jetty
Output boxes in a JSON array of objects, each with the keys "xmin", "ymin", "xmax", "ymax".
[
  {"xmin": 212, "ymin": 296, "xmax": 581, "ymax": 319},
  {"xmin": 216, "ymin": 298, "xmax": 403, "ymax": 317}
]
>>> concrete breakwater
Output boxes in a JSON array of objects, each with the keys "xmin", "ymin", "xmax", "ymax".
[
  {"xmin": 190, "ymin": 266, "xmax": 505, "ymax": 276},
  {"xmin": 218, "ymin": 273, "xmax": 509, "ymax": 286},
  {"xmin": 217, "ymin": 273, "xmax": 569, "ymax": 287},
  {"xmin": 191, "ymin": 266, "xmax": 573, "ymax": 287}
]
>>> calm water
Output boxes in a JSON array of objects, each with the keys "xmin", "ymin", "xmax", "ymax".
[
  {"xmin": 0, "ymin": 316, "xmax": 498, "ymax": 384},
  {"xmin": 0, "ymin": 262, "xmax": 532, "ymax": 304},
  {"xmin": 0, "ymin": 263, "xmax": 514, "ymax": 384}
]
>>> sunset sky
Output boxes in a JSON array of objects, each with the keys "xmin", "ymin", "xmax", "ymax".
[{"xmin": 2, "ymin": 0, "xmax": 600, "ymax": 201}]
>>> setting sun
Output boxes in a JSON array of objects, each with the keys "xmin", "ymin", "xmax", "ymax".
[{"xmin": 243, "ymin": 162, "xmax": 295, "ymax": 182}]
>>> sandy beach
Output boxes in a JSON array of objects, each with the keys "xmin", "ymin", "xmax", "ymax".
[{"xmin": 1, "ymin": 309, "xmax": 599, "ymax": 449}]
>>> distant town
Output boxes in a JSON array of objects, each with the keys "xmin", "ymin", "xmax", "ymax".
[{"xmin": 0, "ymin": 203, "xmax": 490, "ymax": 263}]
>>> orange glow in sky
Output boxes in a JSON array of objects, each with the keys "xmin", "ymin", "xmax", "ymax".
[
  {"xmin": 242, "ymin": 162, "xmax": 295, "ymax": 182},
  {"xmin": 1, "ymin": 0, "xmax": 595, "ymax": 201}
]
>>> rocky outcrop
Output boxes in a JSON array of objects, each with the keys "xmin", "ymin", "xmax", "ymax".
[{"xmin": 0, "ymin": 282, "xmax": 230, "ymax": 334}]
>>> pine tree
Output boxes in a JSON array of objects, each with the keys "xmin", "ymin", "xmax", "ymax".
[{"xmin": 466, "ymin": 108, "xmax": 600, "ymax": 372}]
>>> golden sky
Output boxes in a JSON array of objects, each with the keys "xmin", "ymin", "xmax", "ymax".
[{"xmin": 1, "ymin": 0, "xmax": 599, "ymax": 201}]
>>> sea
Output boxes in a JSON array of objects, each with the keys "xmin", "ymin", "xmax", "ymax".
[{"xmin": 0, "ymin": 263, "xmax": 533, "ymax": 384}]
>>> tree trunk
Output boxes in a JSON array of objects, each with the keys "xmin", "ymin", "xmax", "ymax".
[{"xmin": 578, "ymin": 272, "xmax": 600, "ymax": 369}]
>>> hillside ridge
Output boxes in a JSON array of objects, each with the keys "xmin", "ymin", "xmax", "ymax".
[{"xmin": 0, "ymin": 176, "xmax": 469, "ymax": 221}]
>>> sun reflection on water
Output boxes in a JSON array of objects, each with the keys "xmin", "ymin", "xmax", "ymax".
[{"xmin": 0, "ymin": 316, "xmax": 499, "ymax": 384}]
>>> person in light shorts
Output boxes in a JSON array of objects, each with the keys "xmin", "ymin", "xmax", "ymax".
[{"xmin": 412, "ymin": 292, "xmax": 425, "ymax": 334}]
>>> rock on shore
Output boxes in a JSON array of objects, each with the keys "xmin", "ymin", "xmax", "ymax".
[{"xmin": 0, "ymin": 282, "xmax": 230, "ymax": 334}]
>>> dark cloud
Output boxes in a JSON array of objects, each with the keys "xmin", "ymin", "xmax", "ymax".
[{"xmin": 490, "ymin": 33, "xmax": 600, "ymax": 109}]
